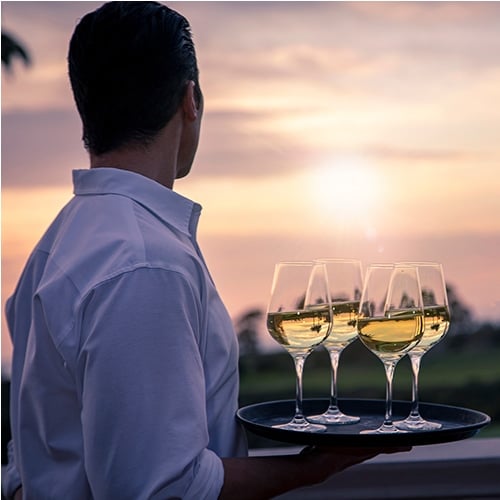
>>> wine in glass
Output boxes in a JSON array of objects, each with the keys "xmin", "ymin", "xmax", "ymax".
[
  {"xmin": 357, "ymin": 264, "xmax": 424, "ymax": 433},
  {"xmin": 308, "ymin": 259, "xmax": 362, "ymax": 425},
  {"xmin": 395, "ymin": 262, "xmax": 451, "ymax": 431},
  {"xmin": 266, "ymin": 261, "xmax": 332, "ymax": 432}
]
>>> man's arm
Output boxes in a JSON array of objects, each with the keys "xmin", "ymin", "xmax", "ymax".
[
  {"xmin": 220, "ymin": 446, "xmax": 410, "ymax": 499},
  {"xmin": 2, "ymin": 441, "xmax": 22, "ymax": 500},
  {"xmin": 9, "ymin": 446, "xmax": 408, "ymax": 500},
  {"xmin": 78, "ymin": 267, "xmax": 224, "ymax": 499}
]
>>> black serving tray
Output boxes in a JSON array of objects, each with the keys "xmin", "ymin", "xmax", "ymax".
[{"xmin": 236, "ymin": 398, "xmax": 491, "ymax": 447}]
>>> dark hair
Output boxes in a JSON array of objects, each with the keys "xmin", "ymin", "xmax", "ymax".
[{"xmin": 68, "ymin": 1, "xmax": 201, "ymax": 155}]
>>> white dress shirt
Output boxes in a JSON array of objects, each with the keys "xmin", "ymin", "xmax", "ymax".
[{"xmin": 3, "ymin": 167, "xmax": 247, "ymax": 499}]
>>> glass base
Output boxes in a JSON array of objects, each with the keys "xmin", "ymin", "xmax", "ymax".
[
  {"xmin": 272, "ymin": 416, "xmax": 327, "ymax": 433},
  {"xmin": 394, "ymin": 415, "xmax": 442, "ymax": 431},
  {"xmin": 308, "ymin": 407, "xmax": 360, "ymax": 425},
  {"xmin": 360, "ymin": 422, "xmax": 409, "ymax": 434}
]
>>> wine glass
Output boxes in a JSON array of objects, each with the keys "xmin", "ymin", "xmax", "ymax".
[
  {"xmin": 357, "ymin": 264, "xmax": 424, "ymax": 433},
  {"xmin": 266, "ymin": 261, "xmax": 332, "ymax": 432},
  {"xmin": 308, "ymin": 259, "xmax": 362, "ymax": 425},
  {"xmin": 395, "ymin": 262, "xmax": 451, "ymax": 431}
]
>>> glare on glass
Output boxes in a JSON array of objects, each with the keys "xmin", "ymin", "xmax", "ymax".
[
  {"xmin": 266, "ymin": 261, "xmax": 332, "ymax": 432},
  {"xmin": 395, "ymin": 262, "xmax": 451, "ymax": 431},
  {"xmin": 308, "ymin": 259, "xmax": 362, "ymax": 425},
  {"xmin": 357, "ymin": 264, "xmax": 424, "ymax": 434}
]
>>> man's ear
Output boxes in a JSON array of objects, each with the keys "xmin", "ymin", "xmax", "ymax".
[{"xmin": 182, "ymin": 81, "xmax": 198, "ymax": 121}]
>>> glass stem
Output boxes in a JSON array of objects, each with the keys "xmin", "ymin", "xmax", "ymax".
[
  {"xmin": 409, "ymin": 353, "xmax": 422, "ymax": 418},
  {"xmin": 293, "ymin": 354, "xmax": 307, "ymax": 422},
  {"xmin": 382, "ymin": 360, "xmax": 397, "ymax": 427},
  {"xmin": 328, "ymin": 350, "xmax": 340, "ymax": 410}
]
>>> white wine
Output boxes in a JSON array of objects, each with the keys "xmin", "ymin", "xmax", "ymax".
[
  {"xmin": 267, "ymin": 305, "xmax": 332, "ymax": 354},
  {"xmin": 357, "ymin": 311, "xmax": 424, "ymax": 360},
  {"xmin": 411, "ymin": 305, "xmax": 450, "ymax": 353},
  {"xmin": 323, "ymin": 300, "xmax": 359, "ymax": 349}
]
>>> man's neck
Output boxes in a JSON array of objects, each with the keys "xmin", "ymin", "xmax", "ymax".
[{"xmin": 89, "ymin": 113, "xmax": 183, "ymax": 189}]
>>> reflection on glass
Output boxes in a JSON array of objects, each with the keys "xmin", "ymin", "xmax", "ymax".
[
  {"xmin": 266, "ymin": 261, "xmax": 332, "ymax": 432},
  {"xmin": 395, "ymin": 262, "xmax": 451, "ymax": 431},
  {"xmin": 357, "ymin": 264, "xmax": 424, "ymax": 434},
  {"xmin": 308, "ymin": 259, "xmax": 362, "ymax": 425}
]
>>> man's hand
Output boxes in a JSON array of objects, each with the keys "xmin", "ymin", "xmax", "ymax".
[
  {"xmin": 300, "ymin": 444, "xmax": 412, "ymax": 476},
  {"xmin": 220, "ymin": 445, "xmax": 412, "ymax": 499}
]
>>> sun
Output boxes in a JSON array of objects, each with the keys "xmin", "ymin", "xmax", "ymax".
[{"xmin": 308, "ymin": 155, "xmax": 383, "ymax": 233}]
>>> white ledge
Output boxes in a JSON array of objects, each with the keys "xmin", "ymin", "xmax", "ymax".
[{"xmin": 250, "ymin": 438, "xmax": 500, "ymax": 499}]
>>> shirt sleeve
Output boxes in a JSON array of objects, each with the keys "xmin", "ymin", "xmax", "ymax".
[
  {"xmin": 76, "ymin": 266, "xmax": 223, "ymax": 500},
  {"xmin": 1, "ymin": 440, "xmax": 22, "ymax": 499}
]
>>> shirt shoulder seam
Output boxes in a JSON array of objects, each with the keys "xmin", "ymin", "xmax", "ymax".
[{"xmin": 58, "ymin": 263, "xmax": 199, "ymax": 354}]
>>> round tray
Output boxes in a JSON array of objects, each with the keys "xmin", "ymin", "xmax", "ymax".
[{"xmin": 236, "ymin": 398, "xmax": 491, "ymax": 447}]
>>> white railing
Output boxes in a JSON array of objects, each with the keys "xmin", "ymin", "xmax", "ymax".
[{"xmin": 250, "ymin": 437, "xmax": 500, "ymax": 499}]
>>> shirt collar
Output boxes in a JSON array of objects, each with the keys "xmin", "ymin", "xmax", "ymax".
[{"xmin": 72, "ymin": 168, "xmax": 202, "ymax": 238}]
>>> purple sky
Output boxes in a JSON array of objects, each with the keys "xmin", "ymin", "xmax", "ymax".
[{"xmin": 2, "ymin": 1, "xmax": 500, "ymax": 367}]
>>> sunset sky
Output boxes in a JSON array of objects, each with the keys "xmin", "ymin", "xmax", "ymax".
[{"xmin": 2, "ymin": 1, "xmax": 500, "ymax": 369}]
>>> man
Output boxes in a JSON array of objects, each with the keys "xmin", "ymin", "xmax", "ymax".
[{"xmin": 3, "ymin": 3, "xmax": 407, "ymax": 499}]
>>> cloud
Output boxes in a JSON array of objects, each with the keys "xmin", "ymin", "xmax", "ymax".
[
  {"xmin": 2, "ymin": 1, "xmax": 500, "ymax": 185},
  {"xmin": 361, "ymin": 146, "xmax": 485, "ymax": 164},
  {"xmin": 349, "ymin": 2, "xmax": 500, "ymax": 24},
  {"xmin": 0, "ymin": 106, "xmax": 312, "ymax": 185},
  {"xmin": 5, "ymin": 1, "xmax": 500, "ymax": 113},
  {"xmin": 187, "ymin": 108, "xmax": 321, "ymax": 178},
  {"xmin": 2, "ymin": 97, "xmax": 497, "ymax": 188}
]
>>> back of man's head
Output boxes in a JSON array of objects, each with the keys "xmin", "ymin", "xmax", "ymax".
[{"xmin": 68, "ymin": 1, "xmax": 200, "ymax": 155}]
